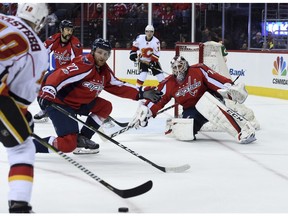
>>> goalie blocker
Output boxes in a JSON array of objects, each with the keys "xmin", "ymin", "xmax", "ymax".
[{"xmin": 166, "ymin": 92, "xmax": 256, "ymax": 144}]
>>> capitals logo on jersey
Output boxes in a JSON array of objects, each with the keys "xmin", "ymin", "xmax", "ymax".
[{"xmin": 175, "ymin": 77, "xmax": 201, "ymax": 97}]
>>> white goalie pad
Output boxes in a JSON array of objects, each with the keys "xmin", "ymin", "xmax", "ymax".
[
  {"xmin": 195, "ymin": 92, "xmax": 256, "ymax": 144},
  {"xmin": 224, "ymin": 99, "xmax": 260, "ymax": 130},
  {"xmin": 165, "ymin": 118, "xmax": 194, "ymax": 141}
]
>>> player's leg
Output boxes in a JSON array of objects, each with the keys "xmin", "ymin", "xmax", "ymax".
[
  {"xmin": 165, "ymin": 107, "xmax": 208, "ymax": 141},
  {"xmin": 151, "ymin": 62, "xmax": 165, "ymax": 83},
  {"xmin": 137, "ymin": 62, "xmax": 149, "ymax": 86},
  {"xmin": 196, "ymin": 92, "xmax": 256, "ymax": 144},
  {"xmin": 0, "ymin": 96, "xmax": 34, "ymax": 213}
]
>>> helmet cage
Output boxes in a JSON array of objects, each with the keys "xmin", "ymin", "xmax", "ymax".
[{"xmin": 171, "ymin": 56, "xmax": 189, "ymax": 82}]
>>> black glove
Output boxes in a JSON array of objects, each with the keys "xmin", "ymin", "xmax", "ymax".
[
  {"xmin": 148, "ymin": 61, "xmax": 157, "ymax": 69},
  {"xmin": 139, "ymin": 87, "xmax": 163, "ymax": 103},
  {"xmin": 38, "ymin": 86, "xmax": 56, "ymax": 110},
  {"xmin": 25, "ymin": 111, "xmax": 34, "ymax": 132},
  {"xmin": 129, "ymin": 51, "xmax": 137, "ymax": 62}
]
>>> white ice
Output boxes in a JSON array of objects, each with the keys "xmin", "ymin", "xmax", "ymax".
[{"xmin": 1, "ymin": 91, "xmax": 288, "ymax": 215}]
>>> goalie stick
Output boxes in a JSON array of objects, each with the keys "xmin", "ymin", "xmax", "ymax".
[
  {"xmin": 31, "ymin": 133, "xmax": 152, "ymax": 198},
  {"xmin": 109, "ymin": 104, "xmax": 177, "ymax": 138},
  {"xmin": 51, "ymin": 104, "xmax": 189, "ymax": 173},
  {"xmin": 107, "ymin": 116, "xmax": 129, "ymax": 127}
]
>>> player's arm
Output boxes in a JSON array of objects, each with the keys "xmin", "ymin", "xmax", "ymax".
[{"xmin": 199, "ymin": 64, "xmax": 248, "ymax": 104}]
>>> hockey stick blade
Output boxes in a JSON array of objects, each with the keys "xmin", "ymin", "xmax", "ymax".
[
  {"xmin": 31, "ymin": 133, "xmax": 153, "ymax": 198},
  {"xmin": 164, "ymin": 164, "xmax": 191, "ymax": 173},
  {"xmin": 108, "ymin": 116, "xmax": 129, "ymax": 127},
  {"xmin": 115, "ymin": 180, "xmax": 153, "ymax": 198}
]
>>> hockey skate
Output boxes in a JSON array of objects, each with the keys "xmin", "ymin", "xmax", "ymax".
[
  {"xmin": 73, "ymin": 134, "xmax": 100, "ymax": 155},
  {"xmin": 34, "ymin": 110, "xmax": 49, "ymax": 123},
  {"xmin": 9, "ymin": 200, "xmax": 33, "ymax": 213}
]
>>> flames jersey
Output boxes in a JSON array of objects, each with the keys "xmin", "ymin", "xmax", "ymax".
[
  {"xmin": 131, "ymin": 34, "xmax": 160, "ymax": 63},
  {"xmin": 42, "ymin": 53, "xmax": 140, "ymax": 109},
  {"xmin": 145, "ymin": 63, "xmax": 233, "ymax": 116},
  {"xmin": 0, "ymin": 14, "xmax": 48, "ymax": 110},
  {"xmin": 44, "ymin": 33, "xmax": 82, "ymax": 70}
]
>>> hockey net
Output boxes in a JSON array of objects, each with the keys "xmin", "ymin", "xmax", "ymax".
[{"xmin": 174, "ymin": 41, "xmax": 230, "ymax": 117}]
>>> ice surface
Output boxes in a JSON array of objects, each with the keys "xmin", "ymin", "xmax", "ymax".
[{"xmin": 1, "ymin": 91, "xmax": 288, "ymax": 215}]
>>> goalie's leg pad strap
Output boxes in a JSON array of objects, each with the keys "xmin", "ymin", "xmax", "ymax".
[
  {"xmin": 171, "ymin": 118, "xmax": 194, "ymax": 141},
  {"xmin": 195, "ymin": 92, "xmax": 256, "ymax": 143},
  {"xmin": 0, "ymin": 96, "xmax": 31, "ymax": 147}
]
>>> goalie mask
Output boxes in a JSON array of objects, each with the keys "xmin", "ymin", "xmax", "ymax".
[
  {"xmin": 171, "ymin": 56, "xmax": 189, "ymax": 83},
  {"xmin": 16, "ymin": 3, "xmax": 48, "ymax": 33}
]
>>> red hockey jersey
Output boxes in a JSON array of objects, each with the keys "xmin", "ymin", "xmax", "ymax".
[
  {"xmin": 146, "ymin": 63, "xmax": 233, "ymax": 116},
  {"xmin": 44, "ymin": 33, "xmax": 82, "ymax": 69},
  {"xmin": 41, "ymin": 54, "xmax": 140, "ymax": 109}
]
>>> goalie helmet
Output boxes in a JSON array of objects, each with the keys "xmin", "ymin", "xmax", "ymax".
[
  {"xmin": 171, "ymin": 56, "xmax": 189, "ymax": 83},
  {"xmin": 59, "ymin": 20, "xmax": 74, "ymax": 30},
  {"xmin": 91, "ymin": 38, "xmax": 112, "ymax": 52},
  {"xmin": 16, "ymin": 3, "xmax": 48, "ymax": 33}
]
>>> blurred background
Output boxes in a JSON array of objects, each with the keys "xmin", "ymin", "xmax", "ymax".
[{"xmin": 2, "ymin": 2, "xmax": 288, "ymax": 50}]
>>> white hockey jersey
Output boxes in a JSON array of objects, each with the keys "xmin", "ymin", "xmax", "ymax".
[
  {"xmin": 0, "ymin": 14, "xmax": 49, "ymax": 108},
  {"xmin": 131, "ymin": 34, "xmax": 161, "ymax": 63}
]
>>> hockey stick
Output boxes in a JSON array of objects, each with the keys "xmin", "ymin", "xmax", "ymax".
[
  {"xmin": 107, "ymin": 116, "xmax": 129, "ymax": 127},
  {"xmin": 51, "ymin": 104, "xmax": 189, "ymax": 173},
  {"xmin": 110, "ymin": 104, "xmax": 177, "ymax": 138},
  {"xmin": 31, "ymin": 133, "xmax": 152, "ymax": 198},
  {"xmin": 140, "ymin": 60, "xmax": 171, "ymax": 76}
]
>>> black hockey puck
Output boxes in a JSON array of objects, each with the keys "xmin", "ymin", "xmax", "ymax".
[{"xmin": 118, "ymin": 207, "xmax": 129, "ymax": 213}]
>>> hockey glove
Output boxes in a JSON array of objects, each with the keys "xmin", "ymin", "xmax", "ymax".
[
  {"xmin": 148, "ymin": 61, "xmax": 157, "ymax": 69},
  {"xmin": 38, "ymin": 86, "xmax": 57, "ymax": 110},
  {"xmin": 129, "ymin": 51, "xmax": 137, "ymax": 62},
  {"xmin": 217, "ymin": 82, "xmax": 248, "ymax": 104},
  {"xmin": 129, "ymin": 103, "xmax": 152, "ymax": 129},
  {"xmin": 139, "ymin": 86, "xmax": 163, "ymax": 103}
]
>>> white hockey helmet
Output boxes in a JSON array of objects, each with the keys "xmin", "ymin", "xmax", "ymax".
[
  {"xmin": 145, "ymin": 24, "xmax": 154, "ymax": 32},
  {"xmin": 171, "ymin": 56, "xmax": 189, "ymax": 83},
  {"xmin": 16, "ymin": 3, "xmax": 49, "ymax": 33}
]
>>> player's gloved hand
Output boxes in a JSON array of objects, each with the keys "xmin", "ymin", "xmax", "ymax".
[
  {"xmin": 139, "ymin": 86, "xmax": 163, "ymax": 103},
  {"xmin": 217, "ymin": 82, "xmax": 248, "ymax": 104},
  {"xmin": 129, "ymin": 103, "xmax": 152, "ymax": 129},
  {"xmin": 25, "ymin": 111, "xmax": 34, "ymax": 132},
  {"xmin": 38, "ymin": 86, "xmax": 57, "ymax": 110},
  {"xmin": 148, "ymin": 61, "xmax": 157, "ymax": 69},
  {"xmin": 129, "ymin": 51, "xmax": 137, "ymax": 62}
]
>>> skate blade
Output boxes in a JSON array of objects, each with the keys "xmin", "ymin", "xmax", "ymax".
[{"xmin": 73, "ymin": 147, "xmax": 100, "ymax": 155}]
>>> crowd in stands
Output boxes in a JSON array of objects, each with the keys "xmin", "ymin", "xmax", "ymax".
[{"xmin": 2, "ymin": 3, "xmax": 287, "ymax": 50}]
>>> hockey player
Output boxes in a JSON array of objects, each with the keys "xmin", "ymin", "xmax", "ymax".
[
  {"xmin": 34, "ymin": 19, "xmax": 83, "ymax": 121},
  {"xmin": 0, "ymin": 3, "xmax": 49, "ymax": 212},
  {"xmin": 129, "ymin": 24, "xmax": 165, "ymax": 86},
  {"xmin": 130, "ymin": 56, "xmax": 256, "ymax": 144},
  {"xmin": 33, "ymin": 38, "xmax": 162, "ymax": 154}
]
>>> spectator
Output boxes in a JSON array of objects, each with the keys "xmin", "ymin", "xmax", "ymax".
[
  {"xmin": 251, "ymin": 32, "xmax": 264, "ymax": 48},
  {"xmin": 201, "ymin": 27, "xmax": 212, "ymax": 42},
  {"xmin": 161, "ymin": 41, "xmax": 168, "ymax": 49}
]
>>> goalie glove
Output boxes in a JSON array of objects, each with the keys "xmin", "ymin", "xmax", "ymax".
[
  {"xmin": 217, "ymin": 82, "xmax": 248, "ymax": 104},
  {"xmin": 129, "ymin": 103, "xmax": 152, "ymax": 129}
]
